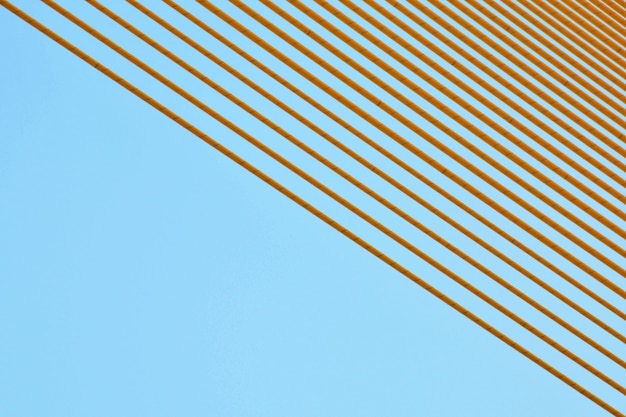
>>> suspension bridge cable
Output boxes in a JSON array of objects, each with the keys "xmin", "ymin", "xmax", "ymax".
[
  {"xmin": 87, "ymin": 0, "xmax": 626, "ymax": 369},
  {"xmin": 157, "ymin": 0, "xmax": 626, "ymax": 326}
]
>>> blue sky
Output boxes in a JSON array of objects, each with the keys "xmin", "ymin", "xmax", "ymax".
[{"xmin": 1, "ymin": 2, "xmax": 624, "ymax": 416}]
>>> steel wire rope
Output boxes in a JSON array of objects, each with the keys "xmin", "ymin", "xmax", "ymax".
[
  {"xmin": 253, "ymin": 0, "xmax": 626, "ymax": 235},
  {"xmin": 499, "ymin": 0, "xmax": 626, "ymax": 106},
  {"xmin": 198, "ymin": 0, "xmax": 626, "ymax": 288},
  {"xmin": 551, "ymin": 0, "xmax": 626, "ymax": 54},
  {"xmin": 522, "ymin": 0, "xmax": 626, "ymax": 93},
  {"xmin": 86, "ymin": 0, "xmax": 626, "ymax": 369},
  {"xmin": 480, "ymin": 0, "xmax": 626, "ymax": 128},
  {"xmin": 38, "ymin": 0, "xmax": 626, "ymax": 399},
  {"xmin": 458, "ymin": 0, "xmax": 626, "ymax": 150},
  {"xmin": 156, "ymin": 0, "xmax": 626, "ymax": 327},
  {"xmin": 519, "ymin": 0, "xmax": 626, "ymax": 96},
  {"xmin": 603, "ymin": 0, "xmax": 626, "ymax": 18},
  {"xmin": 424, "ymin": 0, "xmax": 626, "ymax": 149},
  {"xmin": 360, "ymin": 0, "xmax": 626, "ymax": 182},
  {"xmin": 586, "ymin": 0, "xmax": 626, "ymax": 30},
  {"xmin": 441, "ymin": 0, "xmax": 626, "ymax": 139},
  {"xmin": 216, "ymin": 0, "xmax": 626, "ymax": 287},
  {"xmin": 314, "ymin": 0, "xmax": 626, "ymax": 222},
  {"xmin": 1, "ymin": 4, "xmax": 623, "ymax": 414}
]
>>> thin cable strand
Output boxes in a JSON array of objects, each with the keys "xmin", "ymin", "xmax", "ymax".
[
  {"xmin": 158, "ymin": 0, "xmax": 626, "ymax": 330},
  {"xmin": 315, "ymin": 0, "xmax": 626, "ymax": 219},
  {"xmin": 92, "ymin": 0, "xmax": 626, "ymax": 368},
  {"xmin": 586, "ymin": 0, "xmax": 626, "ymax": 30},
  {"xmin": 426, "ymin": 0, "xmax": 626, "ymax": 146},
  {"xmin": 271, "ymin": 0, "xmax": 626, "ymax": 231},
  {"xmin": 42, "ymin": 0, "xmax": 626, "ymax": 398},
  {"xmin": 2, "ymin": 2, "xmax": 623, "ymax": 415},
  {"xmin": 465, "ymin": 0, "xmax": 626, "ymax": 141},
  {"xmin": 366, "ymin": 0, "xmax": 626, "ymax": 180},
  {"xmin": 500, "ymin": 0, "xmax": 626, "ymax": 103},
  {"xmin": 522, "ymin": 0, "xmax": 626, "ymax": 92},
  {"xmin": 553, "ymin": 0, "xmax": 626, "ymax": 53},
  {"xmin": 221, "ymin": 0, "xmax": 626, "ymax": 285},
  {"xmin": 198, "ymin": 0, "xmax": 626, "ymax": 289}
]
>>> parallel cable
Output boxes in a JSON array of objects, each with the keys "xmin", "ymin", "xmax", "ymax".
[
  {"xmin": 3, "ymin": 2, "xmax": 624, "ymax": 415},
  {"xmin": 552, "ymin": 0, "xmax": 626, "ymax": 53},
  {"xmin": 521, "ymin": 0, "xmax": 626, "ymax": 95},
  {"xmin": 371, "ymin": 0, "xmax": 626, "ymax": 179},
  {"xmin": 219, "ymin": 0, "xmax": 626, "ymax": 283},
  {"xmin": 466, "ymin": 0, "xmax": 626, "ymax": 139},
  {"xmin": 40, "ymin": 0, "xmax": 626, "ymax": 399},
  {"xmin": 586, "ymin": 0, "xmax": 626, "ymax": 30},
  {"xmin": 318, "ymin": 0, "xmax": 626, "ymax": 214},
  {"xmin": 484, "ymin": 0, "xmax": 626, "ymax": 114},
  {"xmin": 426, "ymin": 0, "xmax": 626, "ymax": 147},
  {"xmin": 499, "ymin": 0, "xmax": 626, "ymax": 103},
  {"xmin": 603, "ymin": 0, "xmax": 626, "ymax": 18},
  {"xmin": 457, "ymin": 0, "xmax": 626, "ymax": 133},
  {"xmin": 265, "ymin": 0, "xmax": 626, "ymax": 232},
  {"xmin": 94, "ymin": 0, "xmax": 626, "ymax": 364},
  {"xmin": 159, "ymin": 0, "xmax": 626, "ymax": 329},
  {"xmin": 200, "ymin": 0, "xmax": 626, "ymax": 287},
  {"xmin": 2, "ymin": 4, "xmax": 624, "ymax": 414}
]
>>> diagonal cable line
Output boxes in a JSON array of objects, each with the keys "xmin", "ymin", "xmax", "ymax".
[
  {"xmin": 516, "ymin": 0, "xmax": 626, "ymax": 94},
  {"xmin": 588, "ymin": 0, "xmax": 626, "ymax": 29},
  {"xmin": 152, "ymin": 0, "xmax": 626, "ymax": 327},
  {"xmin": 4, "ymin": 3, "xmax": 625, "ymax": 414},
  {"xmin": 308, "ymin": 0, "xmax": 625, "ymax": 210},
  {"xmin": 603, "ymin": 0, "xmax": 626, "ymax": 19},
  {"xmin": 553, "ymin": 0, "xmax": 626, "ymax": 52},
  {"xmin": 426, "ymin": 0, "xmax": 626, "ymax": 146},
  {"xmin": 526, "ymin": 0, "xmax": 626, "ymax": 86},
  {"xmin": 358, "ymin": 0, "xmax": 626, "ymax": 181},
  {"xmin": 583, "ymin": 0, "xmax": 626, "ymax": 31},
  {"xmin": 482, "ymin": 0, "xmax": 626, "ymax": 117},
  {"xmin": 212, "ymin": 0, "xmax": 626, "ymax": 283},
  {"xmin": 2, "ymin": 1, "xmax": 624, "ymax": 415},
  {"xmin": 85, "ymin": 0, "xmax": 626, "ymax": 372},
  {"xmin": 40, "ymin": 1, "xmax": 626, "ymax": 397},
  {"xmin": 499, "ymin": 0, "xmax": 626, "ymax": 106},
  {"xmin": 254, "ymin": 0, "xmax": 626, "ymax": 232},
  {"xmin": 464, "ymin": 0, "xmax": 626, "ymax": 139}
]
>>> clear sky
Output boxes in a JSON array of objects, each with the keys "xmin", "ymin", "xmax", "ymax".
[{"xmin": 1, "ymin": 2, "xmax": 624, "ymax": 416}]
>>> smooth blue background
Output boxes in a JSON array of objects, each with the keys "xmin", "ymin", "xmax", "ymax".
[{"xmin": 1, "ymin": 1, "xmax": 623, "ymax": 416}]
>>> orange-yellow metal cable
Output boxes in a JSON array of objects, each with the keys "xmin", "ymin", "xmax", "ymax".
[
  {"xmin": 499, "ymin": 0, "xmax": 626, "ymax": 103},
  {"xmin": 2, "ymin": 4, "xmax": 623, "ymax": 414},
  {"xmin": 586, "ymin": 0, "xmax": 626, "ymax": 30},
  {"xmin": 483, "ymin": 0, "xmax": 626, "ymax": 110},
  {"xmin": 603, "ymin": 0, "xmax": 626, "ymax": 18},
  {"xmin": 262, "ymin": 0, "xmax": 626, "ymax": 232},
  {"xmin": 39, "ymin": 0, "xmax": 626, "ymax": 399},
  {"xmin": 371, "ymin": 0, "xmax": 626, "ymax": 178},
  {"xmin": 157, "ymin": 0, "xmax": 626, "ymax": 330},
  {"xmin": 91, "ymin": 0, "xmax": 626, "ymax": 365},
  {"xmin": 516, "ymin": 0, "xmax": 626, "ymax": 102},
  {"xmin": 521, "ymin": 0, "xmax": 626, "ymax": 92},
  {"xmin": 427, "ymin": 0, "xmax": 626, "ymax": 145},
  {"xmin": 199, "ymin": 0, "xmax": 626, "ymax": 287},
  {"xmin": 318, "ymin": 0, "xmax": 626, "ymax": 210},
  {"xmin": 553, "ymin": 0, "xmax": 626, "ymax": 53},
  {"xmin": 223, "ymin": 0, "xmax": 626, "ymax": 281},
  {"xmin": 458, "ymin": 0, "xmax": 626, "ymax": 133},
  {"xmin": 465, "ymin": 0, "xmax": 626, "ymax": 135}
]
